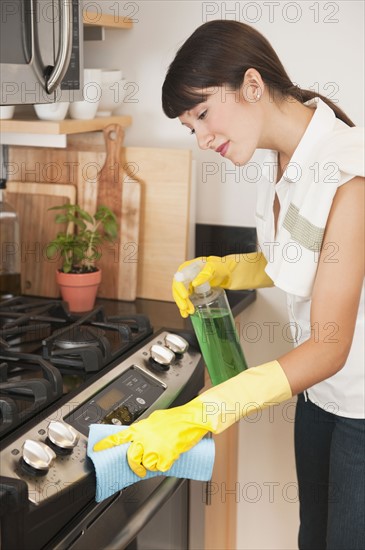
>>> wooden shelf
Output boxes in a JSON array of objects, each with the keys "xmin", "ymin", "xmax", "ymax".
[
  {"xmin": 83, "ymin": 10, "xmax": 133, "ymax": 29},
  {"xmin": 0, "ymin": 115, "xmax": 132, "ymax": 135}
]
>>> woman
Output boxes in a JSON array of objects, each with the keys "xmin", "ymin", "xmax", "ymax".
[{"xmin": 95, "ymin": 20, "xmax": 364, "ymax": 549}]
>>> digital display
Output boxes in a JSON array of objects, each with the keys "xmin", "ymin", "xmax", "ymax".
[{"xmin": 96, "ymin": 388, "xmax": 125, "ymax": 411}]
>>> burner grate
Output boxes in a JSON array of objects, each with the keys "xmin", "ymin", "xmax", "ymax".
[
  {"xmin": 0, "ymin": 355, "xmax": 63, "ymax": 438},
  {"xmin": 0, "ymin": 297, "xmax": 73, "ymax": 353},
  {"xmin": 0, "ymin": 297, "xmax": 72, "ymax": 329},
  {"xmin": 41, "ymin": 307, "xmax": 152, "ymax": 373},
  {"xmin": 0, "ymin": 297, "xmax": 153, "ymax": 437}
]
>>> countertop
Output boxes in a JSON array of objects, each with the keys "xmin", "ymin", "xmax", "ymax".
[{"xmin": 96, "ymin": 289, "xmax": 257, "ymax": 332}]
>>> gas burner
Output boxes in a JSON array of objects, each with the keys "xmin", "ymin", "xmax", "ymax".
[
  {"xmin": 41, "ymin": 306, "xmax": 153, "ymax": 374},
  {"xmin": 53, "ymin": 326, "xmax": 106, "ymax": 350}
]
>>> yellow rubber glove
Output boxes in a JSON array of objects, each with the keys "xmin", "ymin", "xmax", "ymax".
[
  {"xmin": 172, "ymin": 253, "xmax": 274, "ymax": 317},
  {"xmin": 93, "ymin": 360, "xmax": 292, "ymax": 476}
]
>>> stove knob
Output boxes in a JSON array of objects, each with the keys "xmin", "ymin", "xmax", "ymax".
[
  {"xmin": 150, "ymin": 344, "xmax": 175, "ymax": 367},
  {"xmin": 23, "ymin": 440, "xmax": 56, "ymax": 472},
  {"xmin": 48, "ymin": 421, "xmax": 79, "ymax": 450},
  {"xmin": 165, "ymin": 333, "xmax": 189, "ymax": 354}
]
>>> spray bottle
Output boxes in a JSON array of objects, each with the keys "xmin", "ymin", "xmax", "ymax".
[{"xmin": 174, "ymin": 261, "xmax": 248, "ymax": 386}]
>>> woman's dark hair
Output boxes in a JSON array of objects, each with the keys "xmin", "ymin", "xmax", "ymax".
[{"xmin": 162, "ymin": 20, "xmax": 354, "ymax": 127}]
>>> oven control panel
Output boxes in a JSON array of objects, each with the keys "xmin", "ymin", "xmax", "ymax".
[
  {"xmin": 65, "ymin": 367, "xmax": 165, "ymax": 435},
  {"xmin": 0, "ymin": 331, "xmax": 203, "ymax": 506}
]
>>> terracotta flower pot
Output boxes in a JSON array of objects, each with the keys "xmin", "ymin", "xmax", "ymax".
[{"xmin": 56, "ymin": 269, "xmax": 102, "ymax": 313}]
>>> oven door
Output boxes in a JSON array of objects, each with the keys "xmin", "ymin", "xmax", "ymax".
[
  {"xmin": 0, "ymin": 0, "xmax": 83, "ymax": 105},
  {"xmin": 51, "ymin": 477, "xmax": 190, "ymax": 550},
  {"xmin": 0, "ymin": 475, "xmax": 193, "ymax": 550}
]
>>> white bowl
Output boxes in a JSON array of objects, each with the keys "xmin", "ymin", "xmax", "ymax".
[
  {"xmin": 34, "ymin": 102, "xmax": 69, "ymax": 121},
  {"xmin": 100, "ymin": 69, "xmax": 123, "ymax": 84},
  {"xmin": 0, "ymin": 106, "xmax": 15, "ymax": 119},
  {"xmin": 96, "ymin": 79, "xmax": 126, "ymax": 117}
]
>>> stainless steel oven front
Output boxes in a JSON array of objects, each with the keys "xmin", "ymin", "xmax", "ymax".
[
  {"xmin": 0, "ymin": 329, "xmax": 205, "ymax": 550},
  {"xmin": 0, "ymin": 0, "xmax": 83, "ymax": 105}
]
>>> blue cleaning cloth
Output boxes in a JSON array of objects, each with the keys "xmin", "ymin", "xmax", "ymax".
[{"xmin": 87, "ymin": 424, "xmax": 215, "ymax": 502}]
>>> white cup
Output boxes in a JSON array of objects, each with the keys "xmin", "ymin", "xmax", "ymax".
[
  {"xmin": 96, "ymin": 78, "xmax": 127, "ymax": 117},
  {"xmin": 34, "ymin": 102, "xmax": 69, "ymax": 121},
  {"xmin": 0, "ymin": 106, "xmax": 15, "ymax": 119},
  {"xmin": 69, "ymin": 68, "xmax": 102, "ymax": 120}
]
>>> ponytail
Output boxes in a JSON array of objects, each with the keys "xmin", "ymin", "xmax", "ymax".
[{"xmin": 286, "ymin": 86, "xmax": 355, "ymax": 127}]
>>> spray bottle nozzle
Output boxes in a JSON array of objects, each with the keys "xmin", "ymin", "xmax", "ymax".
[
  {"xmin": 174, "ymin": 260, "xmax": 211, "ymax": 294},
  {"xmin": 174, "ymin": 260, "xmax": 203, "ymax": 284}
]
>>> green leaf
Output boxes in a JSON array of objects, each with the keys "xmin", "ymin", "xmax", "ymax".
[
  {"xmin": 45, "ymin": 243, "xmax": 59, "ymax": 259},
  {"xmin": 55, "ymin": 214, "xmax": 69, "ymax": 224},
  {"xmin": 103, "ymin": 220, "xmax": 118, "ymax": 238},
  {"xmin": 48, "ymin": 204, "xmax": 69, "ymax": 212},
  {"xmin": 77, "ymin": 209, "xmax": 94, "ymax": 224}
]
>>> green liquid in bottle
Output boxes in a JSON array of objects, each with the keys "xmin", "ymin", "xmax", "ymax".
[{"xmin": 191, "ymin": 307, "xmax": 248, "ymax": 386}]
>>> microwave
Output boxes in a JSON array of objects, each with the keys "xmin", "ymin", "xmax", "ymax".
[{"xmin": 0, "ymin": 0, "xmax": 83, "ymax": 105}]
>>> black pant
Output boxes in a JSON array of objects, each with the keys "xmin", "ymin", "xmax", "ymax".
[{"xmin": 295, "ymin": 394, "xmax": 365, "ymax": 550}]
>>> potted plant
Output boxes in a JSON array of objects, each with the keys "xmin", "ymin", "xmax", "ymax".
[{"xmin": 46, "ymin": 203, "xmax": 118, "ymax": 312}]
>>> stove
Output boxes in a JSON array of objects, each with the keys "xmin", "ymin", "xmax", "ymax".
[
  {"xmin": 0, "ymin": 296, "xmax": 204, "ymax": 550},
  {"xmin": 0, "ymin": 297, "xmax": 153, "ymax": 438}
]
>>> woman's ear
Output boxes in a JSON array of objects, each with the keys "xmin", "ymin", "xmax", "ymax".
[{"xmin": 240, "ymin": 68, "xmax": 265, "ymax": 102}]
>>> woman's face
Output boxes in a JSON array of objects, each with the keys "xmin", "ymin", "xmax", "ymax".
[{"xmin": 179, "ymin": 84, "xmax": 264, "ymax": 166}]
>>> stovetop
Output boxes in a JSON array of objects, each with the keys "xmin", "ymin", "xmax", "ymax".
[
  {"xmin": 0, "ymin": 296, "xmax": 153, "ymax": 439},
  {"xmin": 0, "ymin": 298, "xmax": 204, "ymax": 497}
]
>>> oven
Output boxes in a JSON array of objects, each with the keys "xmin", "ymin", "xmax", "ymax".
[
  {"xmin": 0, "ymin": 0, "xmax": 83, "ymax": 105},
  {"xmin": 0, "ymin": 296, "xmax": 205, "ymax": 549}
]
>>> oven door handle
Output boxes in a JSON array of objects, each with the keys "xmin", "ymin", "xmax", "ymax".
[
  {"xmin": 105, "ymin": 477, "xmax": 186, "ymax": 550},
  {"xmin": 46, "ymin": 0, "xmax": 73, "ymax": 93}
]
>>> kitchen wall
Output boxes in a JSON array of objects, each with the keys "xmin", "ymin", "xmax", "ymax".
[{"xmin": 84, "ymin": 2, "xmax": 364, "ymax": 548}]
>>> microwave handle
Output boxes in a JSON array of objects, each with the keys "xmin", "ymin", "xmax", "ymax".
[{"xmin": 45, "ymin": 0, "xmax": 73, "ymax": 94}]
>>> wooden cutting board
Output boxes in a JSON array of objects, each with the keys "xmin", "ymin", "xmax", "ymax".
[
  {"xmin": 8, "ymin": 142, "xmax": 191, "ymax": 302},
  {"xmin": 4, "ymin": 182, "xmax": 77, "ymax": 297},
  {"xmin": 78, "ymin": 145, "xmax": 191, "ymax": 301},
  {"xmin": 94, "ymin": 124, "xmax": 141, "ymax": 301},
  {"xmin": 126, "ymin": 147, "xmax": 191, "ymax": 301}
]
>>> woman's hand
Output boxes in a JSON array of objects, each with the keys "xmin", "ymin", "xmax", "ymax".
[
  {"xmin": 93, "ymin": 402, "xmax": 209, "ymax": 477},
  {"xmin": 172, "ymin": 256, "xmax": 235, "ymax": 317},
  {"xmin": 172, "ymin": 253, "xmax": 274, "ymax": 317}
]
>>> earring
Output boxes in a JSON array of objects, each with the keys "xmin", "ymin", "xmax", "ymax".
[{"xmin": 256, "ymin": 91, "xmax": 261, "ymax": 100}]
